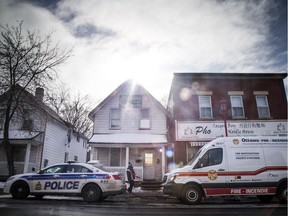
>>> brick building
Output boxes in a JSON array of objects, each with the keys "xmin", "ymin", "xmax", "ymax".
[{"xmin": 167, "ymin": 73, "xmax": 287, "ymax": 168}]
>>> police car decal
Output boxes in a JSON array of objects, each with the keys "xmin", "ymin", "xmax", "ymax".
[{"xmin": 23, "ymin": 173, "xmax": 110, "ymax": 180}]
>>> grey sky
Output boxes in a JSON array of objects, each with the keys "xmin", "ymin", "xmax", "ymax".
[{"xmin": 0, "ymin": 0, "xmax": 287, "ymax": 101}]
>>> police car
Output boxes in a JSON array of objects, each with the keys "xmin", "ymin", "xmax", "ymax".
[{"xmin": 3, "ymin": 162, "xmax": 126, "ymax": 202}]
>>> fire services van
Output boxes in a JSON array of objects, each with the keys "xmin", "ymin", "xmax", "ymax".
[{"xmin": 163, "ymin": 137, "xmax": 287, "ymax": 204}]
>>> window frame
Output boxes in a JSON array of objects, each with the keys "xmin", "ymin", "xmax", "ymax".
[
  {"xmin": 230, "ymin": 95, "xmax": 245, "ymax": 118},
  {"xmin": 198, "ymin": 96, "xmax": 213, "ymax": 118},
  {"xmin": 109, "ymin": 108, "xmax": 121, "ymax": 129},
  {"xmin": 255, "ymin": 95, "xmax": 271, "ymax": 118},
  {"xmin": 139, "ymin": 108, "xmax": 151, "ymax": 130}
]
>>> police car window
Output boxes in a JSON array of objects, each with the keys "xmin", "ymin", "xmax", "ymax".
[
  {"xmin": 66, "ymin": 165, "xmax": 92, "ymax": 173},
  {"xmin": 194, "ymin": 148, "xmax": 223, "ymax": 168},
  {"xmin": 43, "ymin": 165, "xmax": 66, "ymax": 174}
]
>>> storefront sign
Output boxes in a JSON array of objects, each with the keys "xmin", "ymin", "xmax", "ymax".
[{"xmin": 176, "ymin": 120, "xmax": 287, "ymax": 141}]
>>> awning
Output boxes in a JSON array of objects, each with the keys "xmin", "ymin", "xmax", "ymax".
[
  {"xmin": 89, "ymin": 133, "xmax": 167, "ymax": 144},
  {"xmin": 0, "ymin": 130, "xmax": 40, "ymax": 140}
]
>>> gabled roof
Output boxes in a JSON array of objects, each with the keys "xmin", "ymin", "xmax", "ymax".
[
  {"xmin": 0, "ymin": 85, "xmax": 88, "ymax": 140},
  {"xmin": 88, "ymin": 80, "xmax": 171, "ymax": 119}
]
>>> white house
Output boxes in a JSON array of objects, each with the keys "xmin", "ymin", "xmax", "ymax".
[
  {"xmin": 88, "ymin": 80, "xmax": 170, "ymax": 181},
  {"xmin": 0, "ymin": 86, "xmax": 88, "ymax": 177}
]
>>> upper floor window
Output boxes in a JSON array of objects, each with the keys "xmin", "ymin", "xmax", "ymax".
[
  {"xmin": 230, "ymin": 96, "xmax": 245, "ymax": 118},
  {"xmin": 256, "ymin": 95, "xmax": 270, "ymax": 118},
  {"xmin": 119, "ymin": 95, "xmax": 142, "ymax": 108},
  {"xmin": 199, "ymin": 96, "xmax": 212, "ymax": 118},
  {"xmin": 110, "ymin": 108, "xmax": 121, "ymax": 129},
  {"xmin": 139, "ymin": 108, "xmax": 150, "ymax": 129},
  {"xmin": 22, "ymin": 109, "xmax": 34, "ymax": 130}
]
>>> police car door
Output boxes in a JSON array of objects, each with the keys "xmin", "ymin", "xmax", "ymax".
[
  {"xmin": 31, "ymin": 164, "xmax": 67, "ymax": 194},
  {"xmin": 193, "ymin": 147, "xmax": 228, "ymax": 196}
]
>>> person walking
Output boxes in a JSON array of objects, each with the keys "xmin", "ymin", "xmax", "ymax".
[{"xmin": 126, "ymin": 162, "xmax": 135, "ymax": 193}]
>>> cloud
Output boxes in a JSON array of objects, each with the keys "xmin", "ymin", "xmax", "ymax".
[{"xmin": 0, "ymin": 0, "xmax": 286, "ymax": 101}]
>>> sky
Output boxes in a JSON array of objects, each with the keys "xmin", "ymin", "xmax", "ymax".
[{"xmin": 0, "ymin": 0, "xmax": 287, "ymax": 103}]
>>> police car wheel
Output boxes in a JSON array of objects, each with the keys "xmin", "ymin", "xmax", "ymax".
[
  {"xmin": 181, "ymin": 184, "xmax": 202, "ymax": 205},
  {"xmin": 11, "ymin": 181, "xmax": 30, "ymax": 199},
  {"xmin": 82, "ymin": 184, "xmax": 102, "ymax": 202}
]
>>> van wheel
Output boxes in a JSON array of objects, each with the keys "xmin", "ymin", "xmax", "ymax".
[
  {"xmin": 277, "ymin": 184, "xmax": 287, "ymax": 204},
  {"xmin": 11, "ymin": 181, "xmax": 30, "ymax": 199},
  {"xmin": 82, "ymin": 184, "xmax": 102, "ymax": 202},
  {"xmin": 257, "ymin": 195, "xmax": 274, "ymax": 203},
  {"xmin": 181, "ymin": 184, "xmax": 202, "ymax": 205}
]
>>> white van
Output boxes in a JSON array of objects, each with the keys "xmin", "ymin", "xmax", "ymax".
[{"xmin": 163, "ymin": 137, "xmax": 287, "ymax": 204}]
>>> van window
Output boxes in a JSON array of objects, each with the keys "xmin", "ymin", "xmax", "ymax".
[{"xmin": 194, "ymin": 148, "xmax": 223, "ymax": 169}]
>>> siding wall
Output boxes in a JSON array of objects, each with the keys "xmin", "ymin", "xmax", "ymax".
[
  {"xmin": 93, "ymin": 85, "xmax": 167, "ymax": 134},
  {"xmin": 42, "ymin": 120, "xmax": 87, "ymax": 168}
]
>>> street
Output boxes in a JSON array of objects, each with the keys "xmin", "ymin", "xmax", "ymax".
[{"xmin": 0, "ymin": 191, "xmax": 286, "ymax": 216}]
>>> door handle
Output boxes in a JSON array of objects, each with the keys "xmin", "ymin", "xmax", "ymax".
[
  {"xmin": 218, "ymin": 168, "xmax": 225, "ymax": 172},
  {"xmin": 80, "ymin": 174, "xmax": 87, "ymax": 178},
  {"xmin": 53, "ymin": 174, "xmax": 60, "ymax": 178}
]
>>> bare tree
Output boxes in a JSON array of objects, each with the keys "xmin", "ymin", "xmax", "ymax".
[
  {"xmin": 45, "ymin": 85, "xmax": 93, "ymax": 138},
  {"xmin": 0, "ymin": 21, "xmax": 72, "ymax": 176}
]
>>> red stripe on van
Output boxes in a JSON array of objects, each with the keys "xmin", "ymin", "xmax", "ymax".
[
  {"xmin": 177, "ymin": 166, "xmax": 288, "ymax": 177},
  {"xmin": 205, "ymin": 187, "xmax": 277, "ymax": 196}
]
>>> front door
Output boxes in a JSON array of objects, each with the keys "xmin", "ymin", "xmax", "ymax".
[{"xmin": 143, "ymin": 151, "xmax": 155, "ymax": 180}]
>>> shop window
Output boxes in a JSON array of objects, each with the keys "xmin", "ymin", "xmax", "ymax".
[
  {"xmin": 230, "ymin": 96, "xmax": 245, "ymax": 117},
  {"xmin": 199, "ymin": 96, "xmax": 212, "ymax": 118}
]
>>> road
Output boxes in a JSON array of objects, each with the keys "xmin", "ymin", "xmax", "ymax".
[{"xmin": 0, "ymin": 193, "xmax": 286, "ymax": 216}]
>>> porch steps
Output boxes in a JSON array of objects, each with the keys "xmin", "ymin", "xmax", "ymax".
[{"xmin": 140, "ymin": 180, "xmax": 163, "ymax": 191}]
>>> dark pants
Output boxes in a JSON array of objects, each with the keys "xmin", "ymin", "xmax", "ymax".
[{"xmin": 128, "ymin": 180, "xmax": 134, "ymax": 193}]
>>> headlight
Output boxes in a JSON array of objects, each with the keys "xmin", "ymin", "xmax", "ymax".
[
  {"xmin": 168, "ymin": 174, "xmax": 178, "ymax": 182},
  {"xmin": 6, "ymin": 176, "xmax": 15, "ymax": 182}
]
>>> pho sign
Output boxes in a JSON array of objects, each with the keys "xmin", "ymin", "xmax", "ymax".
[{"xmin": 176, "ymin": 120, "xmax": 287, "ymax": 141}]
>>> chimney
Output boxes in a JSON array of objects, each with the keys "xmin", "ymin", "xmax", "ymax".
[{"xmin": 35, "ymin": 87, "xmax": 44, "ymax": 102}]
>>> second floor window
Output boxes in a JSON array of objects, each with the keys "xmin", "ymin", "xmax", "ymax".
[
  {"xmin": 110, "ymin": 108, "xmax": 121, "ymax": 129},
  {"xmin": 139, "ymin": 108, "xmax": 150, "ymax": 129},
  {"xmin": 256, "ymin": 96, "xmax": 270, "ymax": 118},
  {"xmin": 199, "ymin": 96, "xmax": 212, "ymax": 118},
  {"xmin": 230, "ymin": 96, "xmax": 245, "ymax": 118}
]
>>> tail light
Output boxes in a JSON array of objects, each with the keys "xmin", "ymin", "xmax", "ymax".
[{"xmin": 112, "ymin": 175, "xmax": 121, "ymax": 180}]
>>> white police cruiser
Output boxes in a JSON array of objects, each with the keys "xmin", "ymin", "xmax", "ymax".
[{"xmin": 3, "ymin": 161, "xmax": 126, "ymax": 202}]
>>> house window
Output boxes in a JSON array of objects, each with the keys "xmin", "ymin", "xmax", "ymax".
[
  {"xmin": 110, "ymin": 148, "xmax": 121, "ymax": 166},
  {"xmin": 256, "ymin": 95, "xmax": 270, "ymax": 117},
  {"xmin": 199, "ymin": 96, "xmax": 212, "ymax": 118},
  {"xmin": 145, "ymin": 153, "xmax": 153, "ymax": 165},
  {"xmin": 110, "ymin": 108, "xmax": 121, "ymax": 129},
  {"xmin": 139, "ymin": 108, "xmax": 150, "ymax": 129},
  {"xmin": 119, "ymin": 95, "xmax": 142, "ymax": 108},
  {"xmin": 230, "ymin": 96, "xmax": 245, "ymax": 117},
  {"xmin": 22, "ymin": 109, "xmax": 33, "ymax": 130}
]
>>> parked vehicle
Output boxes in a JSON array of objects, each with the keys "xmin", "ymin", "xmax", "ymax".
[
  {"xmin": 163, "ymin": 137, "xmax": 287, "ymax": 204},
  {"xmin": 3, "ymin": 161, "xmax": 126, "ymax": 202}
]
